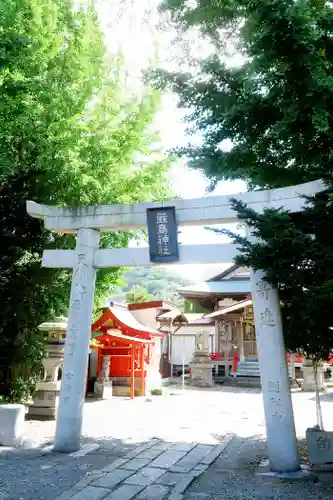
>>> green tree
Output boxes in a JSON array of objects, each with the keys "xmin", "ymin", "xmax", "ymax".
[
  {"xmin": 125, "ymin": 287, "xmax": 154, "ymax": 304},
  {"xmin": 155, "ymin": 0, "xmax": 333, "ymax": 188},
  {"xmin": 0, "ymin": 0, "xmax": 172, "ymax": 399},
  {"xmin": 121, "ymin": 266, "xmax": 194, "ymax": 307},
  {"xmin": 223, "ymin": 194, "xmax": 333, "ymax": 361},
  {"xmin": 154, "ymin": 0, "xmax": 333, "ymax": 360}
]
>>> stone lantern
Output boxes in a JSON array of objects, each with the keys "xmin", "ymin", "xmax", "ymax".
[{"xmin": 28, "ymin": 317, "xmax": 67, "ymax": 419}]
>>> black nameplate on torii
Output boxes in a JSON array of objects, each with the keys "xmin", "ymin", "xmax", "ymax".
[{"xmin": 146, "ymin": 206, "xmax": 179, "ymax": 263}]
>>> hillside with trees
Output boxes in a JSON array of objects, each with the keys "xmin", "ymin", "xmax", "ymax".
[{"xmin": 112, "ymin": 267, "xmax": 195, "ymax": 307}]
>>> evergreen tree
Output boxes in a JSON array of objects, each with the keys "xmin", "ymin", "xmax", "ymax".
[
  {"xmin": 156, "ymin": 0, "xmax": 333, "ymax": 188},
  {"xmin": 0, "ymin": 0, "xmax": 172, "ymax": 399},
  {"xmin": 155, "ymin": 0, "xmax": 333, "ymax": 359},
  {"xmin": 224, "ymin": 193, "xmax": 333, "ymax": 360}
]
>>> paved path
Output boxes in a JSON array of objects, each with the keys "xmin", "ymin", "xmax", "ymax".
[
  {"xmin": 55, "ymin": 436, "xmax": 234, "ymax": 500},
  {"xmin": 1, "ymin": 385, "xmax": 333, "ymax": 499}
]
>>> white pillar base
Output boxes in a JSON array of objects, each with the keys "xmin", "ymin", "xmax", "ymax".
[{"xmin": 257, "ymin": 465, "xmax": 315, "ymax": 480}]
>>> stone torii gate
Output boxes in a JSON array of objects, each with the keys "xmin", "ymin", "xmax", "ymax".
[{"xmin": 27, "ymin": 179, "xmax": 324, "ymax": 473}]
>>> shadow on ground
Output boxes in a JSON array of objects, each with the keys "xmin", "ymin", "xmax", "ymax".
[
  {"xmin": 177, "ymin": 383, "xmax": 262, "ymax": 396},
  {"xmin": 0, "ymin": 429, "xmax": 332, "ymax": 500},
  {"xmin": 1, "ymin": 384, "xmax": 333, "ymax": 500},
  {"xmin": 310, "ymin": 391, "xmax": 333, "ymax": 403},
  {"xmin": 184, "ymin": 435, "xmax": 333, "ymax": 500},
  {"xmin": 0, "ymin": 435, "xmax": 136, "ymax": 500}
]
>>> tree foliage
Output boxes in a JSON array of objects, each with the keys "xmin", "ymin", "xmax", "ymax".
[
  {"xmin": 125, "ymin": 287, "xmax": 154, "ymax": 305},
  {"xmin": 224, "ymin": 193, "xmax": 333, "ymax": 360},
  {"xmin": 156, "ymin": 0, "xmax": 333, "ymax": 359},
  {"xmin": 156, "ymin": 0, "xmax": 333, "ymax": 188},
  {"xmin": 115, "ymin": 266, "xmax": 194, "ymax": 307},
  {"xmin": 0, "ymin": 0, "xmax": 172, "ymax": 399}
]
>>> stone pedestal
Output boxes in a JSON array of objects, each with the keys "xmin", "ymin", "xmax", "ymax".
[
  {"xmin": 306, "ymin": 427, "xmax": 333, "ymax": 466},
  {"xmin": 0, "ymin": 404, "xmax": 25, "ymax": 446},
  {"xmin": 30, "ymin": 381, "xmax": 62, "ymax": 418},
  {"xmin": 189, "ymin": 331, "xmax": 214, "ymax": 387},
  {"xmin": 110, "ymin": 377, "xmax": 147, "ymax": 397},
  {"xmin": 94, "ymin": 381, "xmax": 113, "ymax": 399},
  {"xmin": 29, "ymin": 317, "xmax": 67, "ymax": 419},
  {"xmin": 94, "ymin": 355, "xmax": 113, "ymax": 399},
  {"xmin": 302, "ymin": 359, "xmax": 326, "ymax": 392},
  {"xmin": 189, "ymin": 360, "xmax": 213, "ymax": 387}
]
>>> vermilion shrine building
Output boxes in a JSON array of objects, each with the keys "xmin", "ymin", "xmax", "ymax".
[{"xmin": 89, "ymin": 301, "xmax": 171, "ymax": 397}]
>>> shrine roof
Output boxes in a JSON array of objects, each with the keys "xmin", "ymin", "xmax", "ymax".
[
  {"xmin": 209, "ymin": 265, "xmax": 250, "ymax": 282},
  {"xmin": 157, "ymin": 309, "xmax": 188, "ymax": 324},
  {"xmin": 92, "ymin": 305, "xmax": 164, "ymax": 337},
  {"xmin": 187, "ymin": 315, "xmax": 214, "ymax": 325},
  {"xmin": 104, "ymin": 330, "xmax": 154, "ymax": 344},
  {"xmin": 127, "ymin": 300, "xmax": 173, "ymax": 311},
  {"xmin": 204, "ymin": 299, "xmax": 252, "ymax": 318},
  {"xmin": 178, "ymin": 280, "xmax": 251, "ymax": 297}
]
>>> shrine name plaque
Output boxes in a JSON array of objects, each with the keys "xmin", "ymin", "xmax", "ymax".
[{"xmin": 146, "ymin": 206, "xmax": 179, "ymax": 263}]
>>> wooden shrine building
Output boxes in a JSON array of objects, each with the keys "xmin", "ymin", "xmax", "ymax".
[
  {"xmin": 178, "ymin": 265, "xmax": 258, "ymax": 379},
  {"xmin": 90, "ymin": 303, "xmax": 165, "ymax": 398}
]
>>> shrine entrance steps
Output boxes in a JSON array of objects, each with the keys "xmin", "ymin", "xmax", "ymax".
[
  {"xmin": 228, "ymin": 359, "xmax": 261, "ymax": 387},
  {"xmin": 232, "ymin": 359, "xmax": 261, "ymax": 377}
]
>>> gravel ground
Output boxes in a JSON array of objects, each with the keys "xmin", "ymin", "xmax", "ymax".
[
  {"xmin": 1, "ymin": 385, "xmax": 333, "ymax": 499},
  {"xmin": 184, "ymin": 436, "xmax": 333, "ymax": 500},
  {"xmin": 0, "ymin": 437, "xmax": 143, "ymax": 500}
]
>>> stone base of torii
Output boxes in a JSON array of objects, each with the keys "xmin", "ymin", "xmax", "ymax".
[{"xmin": 26, "ymin": 179, "xmax": 325, "ymax": 474}]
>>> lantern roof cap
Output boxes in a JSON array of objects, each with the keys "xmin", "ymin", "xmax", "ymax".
[{"xmin": 39, "ymin": 316, "xmax": 68, "ymax": 331}]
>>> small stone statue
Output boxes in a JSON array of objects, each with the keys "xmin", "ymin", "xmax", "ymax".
[
  {"xmin": 99, "ymin": 355, "xmax": 111, "ymax": 382},
  {"xmin": 195, "ymin": 331, "xmax": 210, "ymax": 353},
  {"xmin": 94, "ymin": 354, "xmax": 112, "ymax": 399}
]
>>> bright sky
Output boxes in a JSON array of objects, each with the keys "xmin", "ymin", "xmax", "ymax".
[{"xmin": 98, "ymin": 0, "xmax": 247, "ymax": 281}]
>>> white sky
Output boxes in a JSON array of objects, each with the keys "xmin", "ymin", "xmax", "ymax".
[{"xmin": 98, "ymin": 0, "xmax": 246, "ymax": 281}]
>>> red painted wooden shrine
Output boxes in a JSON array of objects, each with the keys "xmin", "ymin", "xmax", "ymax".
[{"xmin": 91, "ymin": 305, "xmax": 164, "ymax": 398}]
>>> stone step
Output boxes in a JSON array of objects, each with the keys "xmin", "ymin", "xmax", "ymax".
[
  {"xmin": 237, "ymin": 365, "xmax": 260, "ymax": 370},
  {"xmin": 235, "ymin": 371, "xmax": 260, "ymax": 377},
  {"xmin": 238, "ymin": 364, "xmax": 259, "ymax": 368},
  {"xmin": 236, "ymin": 364, "xmax": 260, "ymax": 370},
  {"xmin": 233, "ymin": 368, "xmax": 296, "ymax": 379},
  {"xmin": 226, "ymin": 376, "xmax": 262, "ymax": 388},
  {"xmin": 236, "ymin": 368, "xmax": 260, "ymax": 372},
  {"xmin": 232, "ymin": 360, "xmax": 261, "ymax": 379},
  {"xmin": 240, "ymin": 364, "xmax": 259, "ymax": 368},
  {"xmin": 237, "ymin": 360, "xmax": 259, "ymax": 364},
  {"xmin": 235, "ymin": 361, "xmax": 260, "ymax": 367}
]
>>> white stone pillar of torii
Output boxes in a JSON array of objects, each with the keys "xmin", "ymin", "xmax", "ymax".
[{"xmin": 27, "ymin": 179, "xmax": 324, "ymax": 472}]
